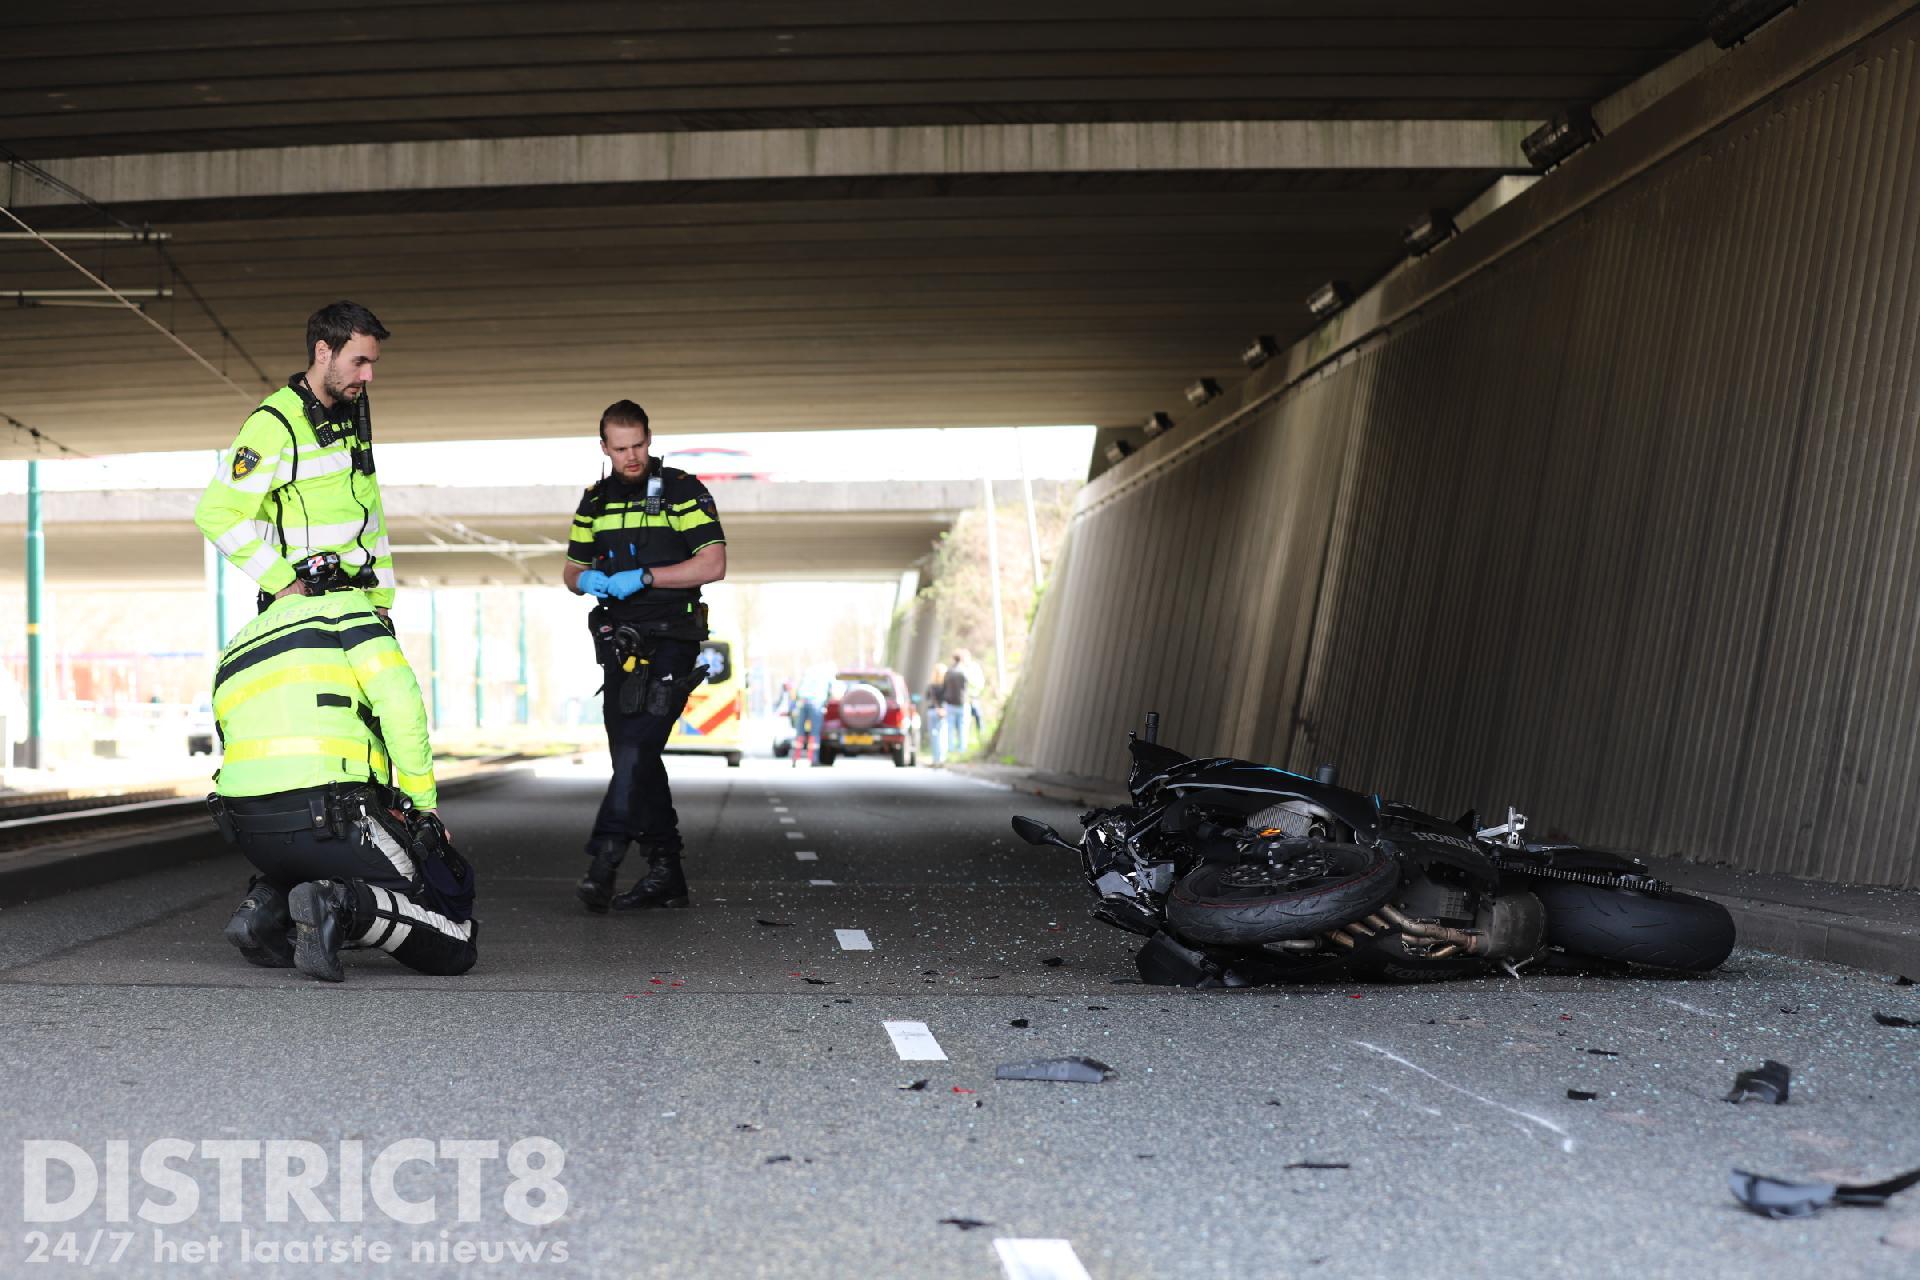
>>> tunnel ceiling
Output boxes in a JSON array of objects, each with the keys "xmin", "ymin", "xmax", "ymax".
[{"xmin": 1, "ymin": 2, "xmax": 1719, "ymax": 457}]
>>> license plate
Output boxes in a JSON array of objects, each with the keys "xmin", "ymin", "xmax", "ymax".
[{"xmin": 843, "ymin": 733, "xmax": 874, "ymax": 746}]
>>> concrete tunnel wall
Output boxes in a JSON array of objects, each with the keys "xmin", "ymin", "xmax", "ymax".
[{"xmin": 1001, "ymin": 19, "xmax": 1920, "ymax": 888}]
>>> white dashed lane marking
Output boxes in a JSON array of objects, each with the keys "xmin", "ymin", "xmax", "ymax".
[
  {"xmin": 993, "ymin": 1239, "xmax": 1092, "ymax": 1280},
  {"xmin": 794, "ymin": 851, "xmax": 818, "ymax": 861},
  {"xmin": 835, "ymin": 929, "xmax": 872, "ymax": 951},
  {"xmin": 883, "ymin": 1020, "xmax": 946, "ymax": 1061}
]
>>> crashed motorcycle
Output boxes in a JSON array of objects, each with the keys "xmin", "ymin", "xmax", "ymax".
[{"xmin": 1011, "ymin": 714, "xmax": 1736, "ymax": 987}]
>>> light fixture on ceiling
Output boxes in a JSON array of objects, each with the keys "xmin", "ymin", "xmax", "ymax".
[
  {"xmin": 1241, "ymin": 335, "xmax": 1279, "ymax": 369},
  {"xmin": 1104, "ymin": 440, "xmax": 1134, "ymax": 466},
  {"xmin": 1306, "ymin": 281, "xmax": 1354, "ymax": 320},
  {"xmin": 1142, "ymin": 411, "xmax": 1174, "ymax": 440},
  {"xmin": 1184, "ymin": 378, "xmax": 1221, "ymax": 408},
  {"xmin": 1706, "ymin": 0, "xmax": 1797, "ymax": 47},
  {"xmin": 1403, "ymin": 209, "xmax": 1458, "ymax": 257},
  {"xmin": 1521, "ymin": 107, "xmax": 1600, "ymax": 172}
]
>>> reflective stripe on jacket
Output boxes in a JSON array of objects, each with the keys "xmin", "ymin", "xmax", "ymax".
[
  {"xmin": 193, "ymin": 382, "xmax": 395, "ymax": 607},
  {"xmin": 212, "ymin": 588, "xmax": 436, "ymax": 808}
]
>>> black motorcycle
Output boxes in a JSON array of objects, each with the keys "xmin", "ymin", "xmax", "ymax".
[{"xmin": 1011, "ymin": 714, "xmax": 1736, "ymax": 987}]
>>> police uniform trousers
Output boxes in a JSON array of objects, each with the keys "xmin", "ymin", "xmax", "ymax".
[
  {"xmin": 588, "ymin": 637, "xmax": 699, "ymax": 859},
  {"xmin": 227, "ymin": 787, "xmax": 476, "ymax": 975}
]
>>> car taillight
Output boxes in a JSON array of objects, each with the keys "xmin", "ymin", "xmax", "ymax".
[
  {"xmin": 824, "ymin": 699, "xmax": 841, "ymax": 726},
  {"xmin": 881, "ymin": 703, "xmax": 903, "ymax": 728}
]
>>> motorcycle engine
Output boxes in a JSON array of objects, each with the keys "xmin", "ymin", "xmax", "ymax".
[{"xmin": 1247, "ymin": 800, "xmax": 1328, "ymax": 841}]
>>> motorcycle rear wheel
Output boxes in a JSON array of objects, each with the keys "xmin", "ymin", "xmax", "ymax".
[
  {"xmin": 1531, "ymin": 881, "xmax": 1735, "ymax": 972},
  {"xmin": 1166, "ymin": 842, "xmax": 1398, "ymax": 945}
]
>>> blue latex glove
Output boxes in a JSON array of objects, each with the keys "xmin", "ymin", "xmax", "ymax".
[
  {"xmin": 606, "ymin": 569, "xmax": 649, "ymax": 600},
  {"xmin": 576, "ymin": 569, "xmax": 611, "ymax": 598}
]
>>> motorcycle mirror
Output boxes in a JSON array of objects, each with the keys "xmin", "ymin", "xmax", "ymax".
[{"xmin": 1010, "ymin": 815, "xmax": 1074, "ymax": 850}]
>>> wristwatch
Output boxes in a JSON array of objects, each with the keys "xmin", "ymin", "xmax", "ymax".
[{"xmin": 642, "ymin": 568, "xmax": 654, "ymax": 588}]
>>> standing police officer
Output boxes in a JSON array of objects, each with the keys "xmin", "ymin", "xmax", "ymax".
[
  {"xmin": 195, "ymin": 301, "xmax": 397, "ymax": 619},
  {"xmin": 564, "ymin": 400, "xmax": 727, "ymax": 912},
  {"xmin": 213, "ymin": 555, "xmax": 476, "ymax": 982}
]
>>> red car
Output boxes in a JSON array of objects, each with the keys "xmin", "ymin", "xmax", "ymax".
[
  {"xmin": 819, "ymin": 668, "xmax": 919, "ymax": 767},
  {"xmin": 669, "ymin": 447, "xmax": 768, "ymax": 483}
]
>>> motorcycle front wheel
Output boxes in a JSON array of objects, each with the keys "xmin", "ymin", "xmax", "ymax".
[
  {"xmin": 1166, "ymin": 842, "xmax": 1398, "ymax": 946},
  {"xmin": 1531, "ymin": 880, "xmax": 1736, "ymax": 972}
]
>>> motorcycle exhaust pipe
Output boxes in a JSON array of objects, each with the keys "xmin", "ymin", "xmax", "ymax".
[{"xmin": 1376, "ymin": 903, "xmax": 1488, "ymax": 955}]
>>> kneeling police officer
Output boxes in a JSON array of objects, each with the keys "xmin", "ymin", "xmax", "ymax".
[
  {"xmin": 211, "ymin": 553, "xmax": 476, "ymax": 982},
  {"xmin": 564, "ymin": 399, "xmax": 727, "ymax": 912}
]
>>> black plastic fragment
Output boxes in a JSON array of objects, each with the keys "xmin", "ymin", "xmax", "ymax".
[
  {"xmin": 1010, "ymin": 1018, "xmax": 1030, "ymax": 1028},
  {"xmin": 939, "ymin": 1218, "xmax": 993, "ymax": 1231},
  {"xmin": 764, "ymin": 1155, "xmax": 792, "ymax": 1165},
  {"xmin": 1585, "ymin": 1048, "xmax": 1620, "ymax": 1057},
  {"xmin": 755, "ymin": 918, "xmax": 793, "ymax": 927},
  {"xmin": 1567, "ymin": 1090, "xmax": 1598, "ymax": 1101},
  {"xmin": 1896, "ymin": 975, "xmax": 1916, "ymax": 987},
  {"xmin": 1730, "ymin": 1166, "xmax": 1920, "ymax": 1219},
  {"xmin": 1872, "ymin": 1011, "xmax": 1918, "ymax": 1029},
  {"xmin": 734, "ymin": 1123, "xmax": 761, "ymax": 1132},
  {"xmin": 801, "ymin": 977, "xmax": 834, "ymax": 985},
  {"xmin": 1285, "ymin": 1162, "xmax": 1350, "ymax": 1170},
  {"xmin": 995, "ymin": 1056, "xmax": 1114, "ymax": 1083},
  {"xmin": 1042, "ymin": 957, "xmax": 1065, "ymax": 967},
  {"xmin": 1726, "ymin": 1060, "xmax": 1791, "ymax": 1105},
  {"xmin": 899, "ymin": 1079, "xmax": 929, "ymax": 1092}
]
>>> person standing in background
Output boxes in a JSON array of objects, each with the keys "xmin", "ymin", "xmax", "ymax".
[{"xmin": 922, "ymin": 662, "xmax": 948, "ymax": 761}]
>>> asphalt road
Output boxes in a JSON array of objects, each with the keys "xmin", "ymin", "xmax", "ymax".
[{"xmin": 2, "ymin": 755, "xmax": 1917, "ymax": 1279}]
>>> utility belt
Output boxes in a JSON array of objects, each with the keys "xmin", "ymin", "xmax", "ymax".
[
  {"xmin": 253, "ymin": 556, "xmax": 380, "ymax": 614},
  {"xmin": 207, "ymin": 781, "xmax": 474, "ymax": 922},
  {"xmin": 206, "ymin": 780, "xmax": 388, "ymax": 844},
  {"xmin": 588, "ymin": 604, "xmax": 709, "ymax": 717}
]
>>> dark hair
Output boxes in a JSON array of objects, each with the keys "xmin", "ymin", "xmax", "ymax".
[
  {"xmin": 599, "ymin": 399, "xmax": 650, "ymax": 441},
  {"xmin": 307, "ymin": 301, "xmax": 390, "ymax": 364}
]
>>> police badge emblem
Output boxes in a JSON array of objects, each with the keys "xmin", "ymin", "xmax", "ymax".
[{"xmin": 231, "ymin": 447, "xmax": 261, "ymax": 479}]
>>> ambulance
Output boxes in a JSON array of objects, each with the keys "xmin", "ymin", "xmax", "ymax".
[{"xmin": 665, "ymin": 591, "xmax": 746, "ymax": 767}]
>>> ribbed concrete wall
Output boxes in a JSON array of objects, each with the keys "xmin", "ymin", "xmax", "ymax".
[{"xmin": 1004, "ymin": 21, "xmax": 1920, "ymax": 886}]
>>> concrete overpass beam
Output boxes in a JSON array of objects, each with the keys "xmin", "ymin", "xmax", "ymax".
[{"xmin": 15, "ymin": 120, "xmax": 1538, "ymax": 210}]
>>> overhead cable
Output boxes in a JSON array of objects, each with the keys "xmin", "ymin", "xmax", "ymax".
[
  {"xmin": 1, "ymin": 409, "xmax": 90, "ymax": 459},
  {"xmin": 1, "ymin": 203, "xmax": 253, "ymax": 401},
  {"xmin": 2, "ymin": 147, "xmax": 271, "ymax": 393}
]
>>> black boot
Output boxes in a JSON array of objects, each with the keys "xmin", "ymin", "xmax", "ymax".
[
  {"xmin": 223, "ymin": 877, "xmax": 294, "ymax": 968},
  {"xmin": 576, "ymin": 840, "xmax": 627, "ymax": 914},
  {"xmin": 611, "ymin": 848, "xmax": 689, "ymax": 910},
  {"xmin": 288, "ymin": 879, "xmax": 360, "ymax": 983}
]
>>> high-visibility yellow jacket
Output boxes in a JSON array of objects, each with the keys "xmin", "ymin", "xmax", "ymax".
[
  {"xmin": 194, "ymin": 379, "xmax": 395, "ymax": 608},
  {"xmin": 212, "ymin": 589, "xmax": 436, "ymax": 809}
]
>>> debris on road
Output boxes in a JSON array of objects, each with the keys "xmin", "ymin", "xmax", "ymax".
[
  {"xmin": 1585, "ymin": 1048, "xmax": 1620, "ymax": 1057},
  {"xmin": 1285, "ymin": 1162, "xmax": 1350, "ymax": 1170},
  {"xmin": 939, "ymin": 1217, "xmax": 993, "ymax": 1231},
  {"xmin": 755, "ymin": 918, "xmax": 793, "ymax": 927},
  {"xmin": 1010, "ymin": 1018, "xmax": 1030, "ymax": 1028},
  {"xmin": 1872, "ymin": 1011, "xmax": 1918, "ymax": 1029},
  {"xmin": 899, "ymin": 1079, "xmax": 929, "ymax": 1091},
  {"xmin": 734, "ymin": 1123, "xmax": 762, "ymax": 1132},
  {"xmin": 1567, "ymin": 1090, "xmax": 1598, "ymax": 1101},
  {"xmin": 995, "ymin": 1056, "xmax": 1114, "ymax": 1083},
  {"xmin": 1729, "ymin": 1166, "xmax": 1920, "ymax": 1219},
  {"xmin": 1042, "ymin": 957, "xmax": 1065, "ymax": 967},
  {"xmin": 1725, "ymin": 1060, "xmax": 1791, "ymax": 1105}
]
